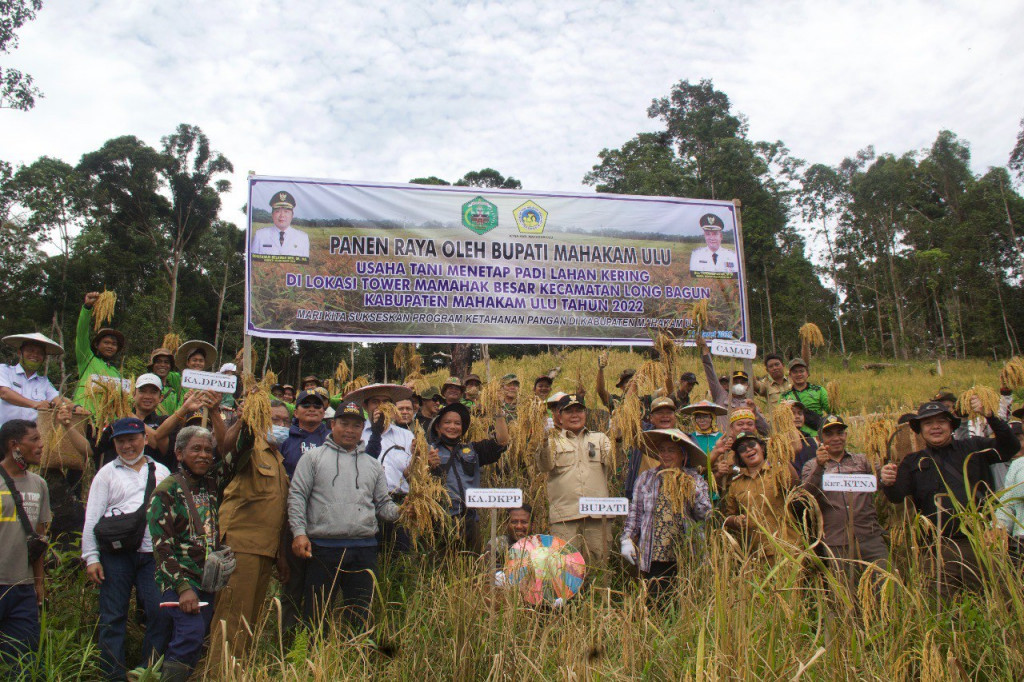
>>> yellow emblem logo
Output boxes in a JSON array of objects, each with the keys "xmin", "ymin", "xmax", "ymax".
[{"xmin": 513, "ymin": 200, "xmax": 547, "ymax": 235}]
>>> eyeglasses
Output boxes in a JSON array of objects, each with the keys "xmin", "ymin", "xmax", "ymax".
[
  {"xmin": 298, "ymin": 403, "xmax": 325, "ymax": 410},
  {"xmin": 735, "ymin": 441, "xmax": 759, "ymax": 454}
]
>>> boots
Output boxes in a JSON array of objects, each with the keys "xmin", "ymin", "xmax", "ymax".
[{"xmin": 161, "ymin": 661, "xmax": 192, "ymax": 682}]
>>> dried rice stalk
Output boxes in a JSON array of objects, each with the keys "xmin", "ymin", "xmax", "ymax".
[
  {"xmin": 327, "ymin": 359, "xmax": 352, "ymax": 396},
  {"xmin": 84, "ymin": 375, "xmax": 134, "ymax": 437},
  {"xmin": 161, "ymin": 333, "xmax": 182, "ymax": 353},
  {"xmin": 393, "ymin": 343, "xmax": 422, "ymax": 376},
  {"xmin": 399, "ymin": 422, "xmax": 450, "ymax": 545},
  {"xmin": 610, "ymin": 390, "xmax": 645, "ymax": 467},
  {"xmin": 504, "ymin": 393, "xmax": 547, "ymax": 471},
  {"xmin": 956, "ymin": 385, "xmax": 1000, "ymax": 420},
  {"xmin": 92, "ymin": 290, "xmax": 117, "ymax": 331},
  {"xmin": 342, "ymin": 374, "xmax": 370, "ymax": 395},
  {"xmin": 241, "ymin": 372, "xmax": 272, "ymax": 441},
  {"xmin": 864, "ymin": 414, "xmax": 897, "ymax": 469},
  {"xmin": 378, "ymin": 401, "xmax": 398, "ymax": 432},
  {"xmin": 826, "ymin": 380, "xmax": 840, "ymax": 413},
  {"xmin": 466, "ymin": 379, "xmax": 501, "ymax": 442},
  {"xmin": 658, "ymin": 468, "xmax": 696, "ymax": 514},
  {"xmin": 799, "ymin": 322, "xmax": 825, "ymax": 348},
  {"xmin": 632, "ymin": 360, "xmax": 667, "ymax": 396},
  {"xmin": 1000, "ymin": 357, "xmax": 1024, "ymax": 389},
  {"xmin": 655, "ymin": 332, "xmax": 676, "ymax": 394},
  {"xmin": 690, "ymin": 299, "xmax": 710, "ymax": 334},
  {"xmin": 766, "ymin": 406, "xmax": 797, "ymax": 495}
]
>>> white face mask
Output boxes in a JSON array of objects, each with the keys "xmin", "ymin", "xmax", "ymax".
[
  {"xmin": 119, "ymin": 453, "xmax": 145, "ymax": 466},
  {"xmin": 731, "ymin": 383, "xmax": 748, "ymax": 396}
]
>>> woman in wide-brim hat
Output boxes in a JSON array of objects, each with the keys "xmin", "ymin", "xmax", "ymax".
[
  {"xmin": 343, "ymin": 383, "xmax": 414, "ymax": 411},
  {"xmin": 622, "ymin": 427, "xmax": 712, "ymax": 599},
  {"xmin": 680, "ymin": 400, "xmax": 726, "ymax": 456},
  {"xmin": 174, "ymin": 340, "xmax": 217, "ymax": 372},
  {"xmin": 428, "ymin": 401, "xmax": 509, "ymax": 553}
]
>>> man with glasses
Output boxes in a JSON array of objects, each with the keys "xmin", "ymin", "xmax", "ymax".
[
  {"xmin": 277, "ymin": 389, "xmax": 330, "ymax": 631},
  {"xmin": 416, "ymin": 387, "xmax": 441, "ymax": 432}
]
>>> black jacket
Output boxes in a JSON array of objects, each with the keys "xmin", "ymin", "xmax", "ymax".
[{"xmin": 883, "ymin": 416, "xmax": 1018, "ymax": 537}]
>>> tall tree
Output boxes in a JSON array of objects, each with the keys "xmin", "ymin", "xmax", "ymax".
[{"xmin": 0, "ymin": 0, "xmax": 43, "ymax": 110}]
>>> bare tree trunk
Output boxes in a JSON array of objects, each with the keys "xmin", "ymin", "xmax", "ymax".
[
  {"xmin": 870, "ymin": 273, "xmax": 886, "ymax": 357},
  {"xmin": 883, "ymin": 237, "xmax": 908, "ymax": 359},
  {"xmin": 932, "ymin": 288, "xmax": 948, "ymax": 358},
  {"xmin": 993, "ymin": 276, "xmax": 1017, "ymax": 355},
  {"xmin": 50, "ymin": 311, "xmax": 67, "ymax": 390},
  {"xmin": 167, "ymin": 253, "xmax": 181, "ymax": 331},
  {"xmin": 762, "ymin": 263, "xmax": 777, "ymax": 352},
  {"xmin": 262, "ymin": 338, "xmax": 271, "ymax": 375},
  {"xmin": 850, "ymin": 279, "xmax": 869, "ymax": 354},
  {"xmin": 481, "ymin": 344, "xmax": 491, "ymax": 381},
  {"xmin": 953, "ymin": 293, "xmax": 967, "ymax": 358},
  {"xmin": 213, "ymin": 260, "xmax": 229, "ymax": 350},
  {"xmin": 451, "ymin": 343, "xmax": 471, "ymax": 378}
]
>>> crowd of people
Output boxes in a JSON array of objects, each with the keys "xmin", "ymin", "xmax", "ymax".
[{"xmin": 1, "ymin": 292, "xmax": 1023, "ymax": 680}]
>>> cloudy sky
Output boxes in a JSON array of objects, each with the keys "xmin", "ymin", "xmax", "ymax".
[{"xmin": 3, "ymin": 0, "xmax": 1023, "ymax": 258}]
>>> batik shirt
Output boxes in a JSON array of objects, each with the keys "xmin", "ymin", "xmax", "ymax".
[{"xmin": 147, "ymin": 447, "xmax": 245, "ymax": 594}]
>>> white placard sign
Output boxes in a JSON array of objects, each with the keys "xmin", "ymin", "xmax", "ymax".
[
  {"xmin": 465, "ymin": 488, "xmax": 523, "ymax": 508},
  {"xmin": 181, "ymin": 369, "xmax": 238, "ymax": 393},
  {"xmin": 822, "ymin": 473, "xmax": 877, "ymax": 492},
  {"xmin": 90, "ymin": 374, "xmax": 131, "ymax": 392},
  {"xmin": 710, "ymin": 339, "xmax": 758, "ymax": 360},
  {"xmin": 579, "ymin": 497, "xmax": 630, "ymax": 516}
]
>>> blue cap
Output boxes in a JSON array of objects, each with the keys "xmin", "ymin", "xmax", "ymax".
[
  {"xmin": 295, "ymin": 389, "xmax": 327, "ymax": 407},
  {"xmin": 110, "ymin": 417, "xmax": 146, "ymax": 439}
]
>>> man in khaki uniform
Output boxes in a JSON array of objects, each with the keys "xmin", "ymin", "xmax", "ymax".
[
  {"xmin": 209, "ymin": 427, "xmax": 289, "ymax": 663},
  {"xmin": 536, "ymin": 394, "xmax": 613, "ymax": 565}
]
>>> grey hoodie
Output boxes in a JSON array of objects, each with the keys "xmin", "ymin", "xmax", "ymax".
[{"xmin": 287, "ymin": 436, "xmax": 400, "ymax": 541}]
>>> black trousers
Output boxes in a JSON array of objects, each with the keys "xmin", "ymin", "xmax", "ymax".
[
  {"xmin": 642, "ymin": 561, "xmax": 678, "ymax": 602},
  {"xmin": 303, "ymin": 544, "xmax": 378, "ymax": 633}
]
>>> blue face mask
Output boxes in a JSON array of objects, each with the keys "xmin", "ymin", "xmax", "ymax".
[{"xmin": 268, "ymin": 425, "xmax": 289, "ymax": 445}]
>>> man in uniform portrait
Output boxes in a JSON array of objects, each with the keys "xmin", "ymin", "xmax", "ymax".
[
  {"xmin": 688, "ymin": 213, "xmax": 738, "ymax": 277},
  {"xmin": 250, "ymin": 191, "xmax": 310, "ymax": 259}
]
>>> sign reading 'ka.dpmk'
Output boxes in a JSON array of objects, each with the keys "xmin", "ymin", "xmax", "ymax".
[
  {"xmin": 181, "ymin": 369, "xmax": 238, "ymax": 394},
  {"xmin": 465, "ymin": 488, "xmax": 523, "ymax": 508}
]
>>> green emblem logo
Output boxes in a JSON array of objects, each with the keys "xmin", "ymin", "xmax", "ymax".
[
  {"xmin": 462, "ymin": 196, "xmax": 499, "ymax": 235},
  {"xmin": 513, "ymin": 200, "xmax": 547, "ymax": 235}
]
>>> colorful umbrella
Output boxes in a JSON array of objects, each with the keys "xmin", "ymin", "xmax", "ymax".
[{"xmin": 504, "ymin": 534, "xmax": 586, "ymax": 605}]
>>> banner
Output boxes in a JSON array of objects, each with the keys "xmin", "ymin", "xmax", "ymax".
[{"xmin": 245, "ymin": 176, "xmax": 750, "ymax": 345}]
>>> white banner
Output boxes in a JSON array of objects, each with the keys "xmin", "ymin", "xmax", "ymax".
[
  {"xmin": 710, "ymin": 339, "xmax": 757, "ymax": 360},
  {"xmin": 181, "ymin": 369, "xmax": 238, "ymax": 394},
  {"xmin": 579, "ymin": 497, "xmax": 630, "ymax": 516},
  {"xmin": 465, "ymin": 488, "xmax": 523, "ymax": 508},
  {"xmin": 822, "ymin": 473, "xmax": 877, "ymax": 492},
  {"xmin": 90, "ymin": 374, "xmax": 131, "ymax": 393}
]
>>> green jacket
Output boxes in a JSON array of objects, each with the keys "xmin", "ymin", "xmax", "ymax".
[
  {"xmin": 157, "ymin": 371, "xmax": 182, "ymax": 416},
  {"xmin": 73, "ymin": 306, "xmax": 122, "ymax": 413},
  {"xmin": 781, "ymin": 384, "xmax": 831, "ymax": 416}
]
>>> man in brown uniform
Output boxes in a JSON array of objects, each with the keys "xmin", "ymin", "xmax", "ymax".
[
  {"xmin": 800, "ymin": 415, "xmax": 888, "ymax": 585},
  {"xmin": 208, "ymin": 426, "xmax": 289, "ymax": 664},
  {"xmin": 536, "ymin": 394, "xmax": 613, "ymax": 565}
]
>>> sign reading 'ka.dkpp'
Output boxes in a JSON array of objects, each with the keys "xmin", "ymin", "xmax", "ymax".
[{"xmin": 465, "ymin": 488, "xmax": 524, "ymax": 508}]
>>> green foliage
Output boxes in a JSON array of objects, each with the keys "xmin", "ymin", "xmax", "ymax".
[{"xmin": 0, "ymin": 0, "xmax": 43, "ymax": 110}]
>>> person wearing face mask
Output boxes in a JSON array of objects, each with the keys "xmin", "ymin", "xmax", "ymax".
[
  {"xmin": 722, "ymin": 433, "xmax": 801, "ymax": 562},
  {"xmin": 208, "ymin": 404, "xmax": 291, "ymax": 665},
  {"xmin": 696, "ymin": 335, "xmax": 768, "ymax": 435},
  {"xmin": 82, "ymin": 417, "xmax": 171, "ymax": 680},
  {"xmin": 0, "ymin": 419, "xmax": 50, "ymax": 670},
  {"xmin": 73, "ymin": 292, "xmax": 126, "ymax": 414},
  {"xmin": 0, "ymin": 333, "xmax": 64, "ymax": 427},
  {"xmin": 147, "ymin": 426, "xmax": 245, "ymax": 682},
  {"xmin": 429, "ymin": 401, "xmax": 509, "ymax": 553},
  {"xmin": 880, "ymin": 398, "xmax": 1018, "ymax": 594},
  {"xmin": 681, "ymin": 401, "xmax": 726, "ymax": 455},
  {"xmin": 288, "ymin": 402, "xmax": 400, "ymax": 633}
]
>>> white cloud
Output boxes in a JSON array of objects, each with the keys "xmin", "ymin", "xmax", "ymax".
[{"xmin": 2, "ymin": 0, "xmax": 1021, "ymax": 229}]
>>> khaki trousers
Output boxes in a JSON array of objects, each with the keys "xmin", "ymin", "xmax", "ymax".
[
  {"xmin": 208, "ymin": 552, "xmax": 275, "ymax": 666},
  {"xmin": 550, "ymin": 518, "xmax": 611, "ymax": 566}
]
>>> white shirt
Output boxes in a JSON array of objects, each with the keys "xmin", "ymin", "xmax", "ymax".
[
  {"xmin": 82, "ymin": 456, "xmax": 171, "ymax": 564},
  {"xmin": 250, "ymin": 225, "xmax": 310, "ymax": 258},
  {"xmin": 689, "ymin": 246, "xmax": 738, "ymax": 275},
  {"xmin": 0, "ymin": 363, "xmax": 59, "ymax": 426},
  {"xmin": 362, "ymin": 422, "xmax": 413, "ymax": 494}
]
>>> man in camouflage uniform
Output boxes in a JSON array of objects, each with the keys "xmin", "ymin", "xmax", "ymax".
[{"xmin": 147, "ymin": 425, "xmax": 244, "ymax": 682}]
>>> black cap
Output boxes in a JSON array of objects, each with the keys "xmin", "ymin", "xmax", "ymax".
[
  {"xmin": 731, "ymin": 431, "xmax": 764, "ymax": 452},
  {"xmin": 270, "ymin": 190, "xmax": 296, "ymax": 210},
  {"xmin": 731, "ymin": 370, "xmax": 749, "ymax": 381},
  {"xmin": 556, "ymin": 393, "xmax": 586, "ymax": 411},
  {"xmin": 908, "ymin": 401, "xmax": 961, "ymax": 433},
  {"xmin": 680, "ymin": 372, "xmax": 698, "ymax": 384},
  {"xmin": 295, "ymin": 389, "xmax": 327, "ymax": 407},
  {"xmin": 819, "ymin": 414, "xmax": 848, "ymax": 432},
  {"xmin": 334, "ymin": 401, "xmax": 364, "ymax": 421},
  {"xmin": 699, "ymin": 213, "xmax": 724, "ymax": 231}
]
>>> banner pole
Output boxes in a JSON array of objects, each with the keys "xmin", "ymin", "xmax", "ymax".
[{"xmin": 732, "ymin": 199, "xmax": 757, "ymax": 403}]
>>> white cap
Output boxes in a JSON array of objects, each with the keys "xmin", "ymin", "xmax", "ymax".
[
  {"xmin": 324, "ymin": 407, "xmax": 336, "ymax": 419},
  {"xmin": 546, "ymin": 391, "xmax": 567, "ymax": 405},
  {"xmin": 218, "ymin": 363, "xmax": 237, "ymax": 373},
  {"xmin": 135, "ymin": 373, "xmax": 163, "ymax": 390}
]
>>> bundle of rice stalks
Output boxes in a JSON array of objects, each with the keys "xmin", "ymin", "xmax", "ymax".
[
  {"xmin": 84, "ymin": 376, "xmax": 134, "ymax": 436},
  {"xmin": 377, "ymin": 401, "xmax": 398, "ymax": 432},
  {"xmin": 798, "ymin": 322, "xmax": 825, "ymax": 348},
  {"xmin": 690, "ymin": 299, "xmax": 710, "ymax": 334},
  {"xmin": 766, "ymin": 406, "xmax": 797, "ymax": 495},
  {"xmin": 503, "ymin": 394, "xmax": 548, "ymax": 472},
  {"xmin": 241, "ymin": 372, "xmax": 272, "ymax": 442},
  {"xmin": 38, "ymin": 407, "xmax": 89, "ymax": 470},
  {"xmin": 864, "ymin": 414, "xmax": 897, "ymax": 469},
  {"xmin": 342, "ymin": 374, "xmax": 370, "ymax": 396},
  {"xmin": 233, "ymin": 347, "xmax": 253, "ymax": 373},
  {"xmin": 393, "ymin": 343, "xmax": 422, "ymax": 376},
  {"xmin": 465, "ymin": 379, "xmax": 501, "ymax": 442},
  {"xmin": 826, "ymin": 380, "xmax": 840, "ymax": 413},
  {"xmin": 658, "ymin": 468, "xmax": 696, "ymax": 514},
  {"xmin": 610, "ymin": 390, "xmax": 645, "ymax": 466},
  {"xmin": 92, "ymin": 290, "xmax": 117, "ymax": 332},
  {"xmin": 326, "ymin": 359, "xmax": 351, "ymax": 396},
  {"xmin": 956, "ymin": 385, "xmax": 1000, "ymax": 420},
  {"xmin": 399, "ymin": 422, "xmax": 451, "ymax": 545},
  {"xmin": 1000, "ymin": 357, "xmax": 1024, "ymax": 389},
  {"xmin": 161, "ymin": 333, "xmax": 182, "ymax": 353},
  {"xmin": 632, "ymin": 360, "xmax": 667, "ymax": 396},
  {"xmin": 655, "ymin": 332, "xmax": 676, "ymax": 391}
]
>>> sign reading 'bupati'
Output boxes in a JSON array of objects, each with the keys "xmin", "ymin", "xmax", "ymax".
[{"xmin": 245, "ymin": 176, "xmax": 750, "ymax": 346}]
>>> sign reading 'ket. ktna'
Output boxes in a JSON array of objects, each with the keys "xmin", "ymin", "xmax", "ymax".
[{"xmin": 245, "ymin": 176, "xmax": 751, "ymax": 346}]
